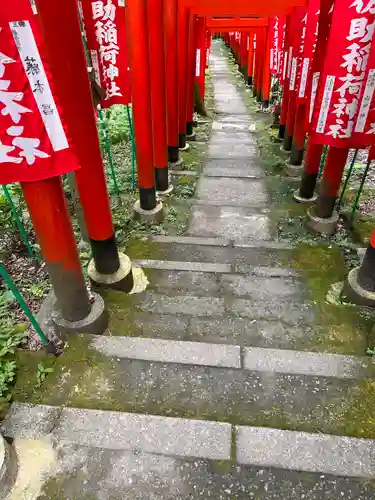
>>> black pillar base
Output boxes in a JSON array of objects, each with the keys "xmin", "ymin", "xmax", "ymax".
[
  {"xmin": 278, "ymin": 124, "xmax": 286, "ymax": 140},
  {"xmin": 168, "ymin": 145, "xmax": 179, "ymax": 163},
  {"xmin": 299, "ymin": 172, "xmax": 318, "ymax": 200},
  {"xmin": 256, "ymin": 90, "xmax": 262, "ymax": 103},
  {"xmin": 139, "ymin": 186, "xmax": 157, "ymax": 211},
  {"xmin": 179, "ymin": 133, "xmax": 186, "ymax": 150},
  {"xmin": 290, "ymin": 144, "xmax": 304, "ymax": 166},
  {"xmin": 90, "ymin": 234, "xmax": 120, "ymax": 275},
  {"xmin": 186, "ymin": 121, "xmax": 194, "ymax": 136},
  {"xmin": 315, "ymin": 193, "xmax": 337, "ymax": 219},
  {"xmin": 261, "ymin": 100, "xmax": 270, "ymax": 109},
  {"xmin": 283, "ymin": 134, "xmax": 293, "ymax": 152},
  {"xmin": 155, "ymin": 167, "xmax": 169, "ymax": 192},
  {"xmin": 247, "ymin": 76, "xmax": 253, "ymax": 86},
  {"xmin": 252, "ymin": 87, "xmax": 257, "ymax": 98},
  {"xmin": 358, "ymin": 245, "xmax": 375, "ymax": 292}
]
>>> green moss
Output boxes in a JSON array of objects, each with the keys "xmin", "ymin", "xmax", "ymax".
[
  {"xmin": 18, "ymin": 334, "xmax": 128, "ymax": 412},
  {"xmin": 353, "ymin": 215, "xmax": 375, "ymax": 245},
  {"xmin": 285, "ymin": 244, "xmax": 375, "ymax": 354},
  {"xmin": 123, "ymin": 235, "xmax": 164, "ymax": 260}
]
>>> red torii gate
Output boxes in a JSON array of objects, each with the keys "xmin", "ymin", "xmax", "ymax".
[{"xmin": 205, "ymin": 17, "xmax": 268, "ymax": 30}]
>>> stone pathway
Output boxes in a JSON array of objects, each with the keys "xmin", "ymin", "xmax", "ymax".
[{"xmin": 3, "ymin": 40, "xmax": 375, "ymax": 499}]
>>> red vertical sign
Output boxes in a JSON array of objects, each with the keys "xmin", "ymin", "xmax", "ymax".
[
  {"xmin": 297, "ymin": 0, "xmax": 319, "ymax": 103},
  {"xmin": 0, "ymin": 1, "xmax": 80, "ymax": 184},
  {"xmin": 310, "ymin": 0, "xmax": 375, "ymax": 147},
  {"xmin": 80, "ymin": 0, "xmax": 131, "ymax": 107}
]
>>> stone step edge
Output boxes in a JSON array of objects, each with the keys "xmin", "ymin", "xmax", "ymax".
[
  {"xmin": 3, "ymin": 403, "xmax": 375, "ymax": 478},
  {"xmin": 132, "ymin": 259, "xmax": 298, "ymax": 278},
  {"xmin": 90, "ymin": 336, "xmax": 372, "ymax": 380},
  {"xmin": 173, "ymin": 197, "xmax": 270, "ymax": 209},
  {"xmin": 134, "ymin": 234, "xmax": 295, "ymax": 250}
]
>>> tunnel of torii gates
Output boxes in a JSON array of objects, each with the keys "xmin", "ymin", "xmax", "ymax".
[{"xmin": 2, "ymin": 0, "xmax": 375, "ymax": 339}]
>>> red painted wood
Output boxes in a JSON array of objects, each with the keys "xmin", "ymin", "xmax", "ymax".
[{"xmin": 36, "ymin": 0, "xmax": 114, "ymax": 241}]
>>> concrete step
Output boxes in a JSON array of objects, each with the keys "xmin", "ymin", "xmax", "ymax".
[
  {"xmin": 126, "ymin": 236, "xmax": 295, "ymax": 267},
  {"xmin": 196, "ymin": 176, "xmax": 268, "ymax": 206},
  {"xmin": 203, "ymin": 158, "xmax": 265, "ymax": 179},
  {"xmin": 3, "ymin": 403, "xmax": 375, "ymax": 482},
  {"xmin": 7, "ymin": 335, "xmax": 375, "ymax": 439},
  {"xmin": 188, "ymin": 205, "xmax": 271, "ymax": 240},
  {"xmin": 208, "ymin": 142, "xmax": 259, "ymax": 159},
  {"xmin": 5, "ymin": 439, "xmax": 375, "ymax": 499},
  {"xmin": 131, "ymin": 291, "xmax": 314, "ymax": 326}
]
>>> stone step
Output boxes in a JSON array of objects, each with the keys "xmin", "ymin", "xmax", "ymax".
[
  {"xmin": 134, "ymin": 291, "xmax": 315, "ymax": 326},
  {"xmin": 176, "ymin": 197, "xmax": 269, "ymax": 208},
  {"xmin": 126, "ymin": 237, "xmax": 294, "ymax": 267},
  {"xmin": 208, "ymin": 142, "xmax": 259, "ymax": 159},
  {"xmin": 4, "ymin": 399, "xmax": 375, "ymax": 478},
  {"xmin": 196, "ymin": 177, "xmax": 268, "ymax": 206},
  {"xmin": 188, "ymin": 205, "xmax": 271, "ymax": 240},
  {"xmin": 138, "ymin": 267, "xmax": 302, "ymax": 298},
  {"xmin": 10, "ymin": 333, "xmax": 375, "ymax": 439},
  {"xmin": 106, "ymin": 307, "xmax": 310, "ymax": 350},
  {"xmin": 203, "ymin": 158, "xmax": 265, "ymax": 179},
  {"xmin": 90, "ymin": 336, "xmax": 373, "ymax": 380},
  {"xmin": 6, "ymin": 439, "xmax": 375, "ymax": 498}
]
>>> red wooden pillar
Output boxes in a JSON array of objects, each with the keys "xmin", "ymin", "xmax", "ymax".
[
  {"xmin": 295, "ymin": 141, "xmax": 323, "ymax": 201},
  {"xmin": 291, "ymin": 103, "xmax": 307, "ymax": 165},
  {"xmin": 126, "ymin": 0, "xmax": 164, "ymax": 222},
  {"xmin": 240, "ymin": 31, "xmax": 248, "ymax": 74},
  {"xmin": 261, "ymin": 29, "xmax": 271, "ymax": 107},
  {"xmin": 148, "ymin": 0, "xmax": 170, "ymax": 193},
  {"xmin": 283, "ymin": 93, "xmax": 297, "ymax": 152},
  {"xmin": 164, "ymin": 0, "xmax": 180, "ymax": 164},
  {"xmin": 278, "ymin": 16, "xmax": 292, "ymax": 141},
  {"xmin": 22, "ymin": 178, "xmax": 107, "ymax": 333},
  {"xmin": 205, "ymin": 30, "xmax": 211, "ymax": 68},
  {"xmin": 22, "ymin": 178, "xmax": 90, "ymax": 323},
  {"xmin": 195, "ymin": 17, "xmax": 206, "ymax": 101},
  {"xmin": 178, "ymin": 3, "xmax": 190, "ymax": 150},
  {"xmin": 36, "ymin": 0, "xmax": 133, "ymax": 290},
  {"xmin": 186, "ymin": 13, "xmax": 197, "ymax": 138},
  {"xmin": 252, "ymin": 32, "xmax": 259, "ymax": 97},
  {"xmin": 315, "ymin": 147, "xmax": 349, "ymax": 218},
  {"xmin": 247, "ymin": 31, "xmax": 254, "ymax": 86},
  {"xmin": 255, "ymin": 29, "xmax": 266, "ymax": 102}
]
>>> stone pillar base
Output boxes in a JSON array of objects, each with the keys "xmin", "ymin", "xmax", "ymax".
[
  {"xmin": 0, "ymin": 433, "xmax": 18, "ymax": 500},
  {"xmin": 343, "ymin": 267, "xmax": 375, "ymax": 306},
  {"xmin": 293, "ymin": 189, "xmax": 318, "ymax": 204},
  {"xmin": 88, "ymin": 252, "xmax": 134, "ymax": 293},
  {"xmin": 157, "ymin": 184, "xmax": 174, "ymax": 196},
  {"xmin": 186, "ymin": 131, "xmax": 196, "ymax": 141},
  {"xmin": 279, "ymin": 145, "xmax": 290, "ymax": 154},
  {"xmin": 169, "ymin": 158, "xmax": 184, "ymax": 170},
  {"xmin": 179, "ymin": 143, "xmax": 190, "ymax": 152},
  {"xmin": 285, "ymin": 162, "xmax": 304, "ymax": 178},
  {"xmin": 133, "ymin": 200, "xmax": 164, "ymax": 224},
  {"xmin": 52, "ymin": 292, "xmax": 108, "ymax": 335},
  {"xmin": 305, "ymin": 208, "xmax": 339, "ymax": 236}
]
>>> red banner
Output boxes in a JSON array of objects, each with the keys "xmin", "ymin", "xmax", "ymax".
[
  {"xmin": 353, "ymin": 24, "xmax": 375, "ymax": 145},
  {"xmin": 310, "ymin": 0, "xmax": 375, "ymax": 147},
  {"xmin": 277, "ymin": 16, "xmax": 286, "ymax": 80},
  {"xmin": 288, "ymin": 7, "xmax": 308, "ymax": 95},
  {"xmin": 80, "ymin": 0, "xmax": 131, "ymax": 107},
  {"xmin": 296, "ymin": 0, "xmax": 319, "ymax": 103},
  {"xmin": 306, "ymin": 0, "xmax": 335, "ymax": 125},
  {"xmin": 0, "ymin": 2, "xmax": 80, "ymax": 184},
  {"xmin": 269, "ymin": 17, "xmax": 280, "ymax": 74}
]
